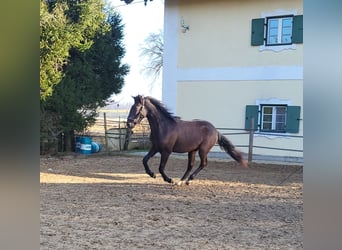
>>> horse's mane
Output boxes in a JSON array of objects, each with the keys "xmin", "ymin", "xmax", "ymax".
[{"xmin": 146, "ymin": 96, "xmax": 177, "ymax": 122}]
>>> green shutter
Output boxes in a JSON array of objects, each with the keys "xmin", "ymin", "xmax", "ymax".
[
  {"xmin": 286, "ymin": 106, "xmax": 301, "ymax": 133},
  {"xmin": 251, "ymin": 18, "xmax": 265, "ymax": 46},
  {"xmin": 245, "ymin": 105, "xmax": 259, "ymax": 130},
  {"xmin": 292, "ymin": 15, "xmax": 303, "ymax": 43}
]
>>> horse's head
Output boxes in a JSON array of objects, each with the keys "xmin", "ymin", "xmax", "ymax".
[{"xmin": 127, "ymin": 95, "xmax": 147, "ymax": 129}]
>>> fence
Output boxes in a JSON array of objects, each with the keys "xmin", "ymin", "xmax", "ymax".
[
  {"xmin": 217, "ymin": 128, "xmax": 303, "ymax": 163},
  {"xmin": 218, "ymin": 117, "xmax": 303, "ymax": 163},
  {"xmin": 81, "ymin": 113, "xmax": 303, "ymax": 163},
  {"xmin": 79, "ymin": 110, "xmax": 150, "ymax": 152}
]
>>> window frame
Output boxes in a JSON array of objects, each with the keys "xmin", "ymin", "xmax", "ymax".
[
  {"xmin": 251, "ymin": 10, "xmax": 302, "ymax": 52},
  {"xmin": 265, "ymin": 15, "xmax": 294, "ymax": 46},
  {"xmin": 245, "ymin": 99, "xmax": 301, "ymax": 135},
  {"xmin": 260, "ymin": 104, "xmax": 288, "ymax": 133}
]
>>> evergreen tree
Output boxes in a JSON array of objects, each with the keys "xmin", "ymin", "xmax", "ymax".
[
  {"xmin": 40, "ymin": 1, "xmax": 129, "ymax": 153},
  {"xmin": 40, "ymin": 0, "xmax": 109, "ymax": 101}
]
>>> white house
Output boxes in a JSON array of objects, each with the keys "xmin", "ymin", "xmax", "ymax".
[{"xmin": 162, "ymin": 0, "xmax": 303, "ymax": 162}]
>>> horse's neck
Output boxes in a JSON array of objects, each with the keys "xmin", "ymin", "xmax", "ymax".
[
  {"xmin": 146, "ymin": 107, "xmax": 172, "ymax": 137},
  {"xmin": 146, "ymin": 113, "xmax": 167, "ymax": 132},
  {"xmin": 147, "ymin": 118, "xmax": 160, "ymax": 139}
]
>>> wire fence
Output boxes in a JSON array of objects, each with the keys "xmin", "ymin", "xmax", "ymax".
[{"xmin": 78, "ymin": 113, "xmax": 303, "ymax": 163}]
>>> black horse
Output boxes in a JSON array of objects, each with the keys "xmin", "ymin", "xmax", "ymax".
[{"xmin": 127, "ymin": 95, "xmax": 247, "ymax": 185}]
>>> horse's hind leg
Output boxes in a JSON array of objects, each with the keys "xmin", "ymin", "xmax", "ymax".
[
  {"xmin": 177, "ymin": 151, "xmax": 196, "ymax": 186},
  {"xmin": 186, "ymin": 150, "xmax": 208, "ymax": 185},
  {"xmin": 143, "ymin": 147, "xmax": 157, "ymax": 178}
]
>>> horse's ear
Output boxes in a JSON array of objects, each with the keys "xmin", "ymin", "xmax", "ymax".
[
  {"xmin": 138, "ymin": 95, "xmax": 144, "ymax": 104},
  {"xmin": 132, "ymin": 95, "xmax": 140, "ymax": 104}
]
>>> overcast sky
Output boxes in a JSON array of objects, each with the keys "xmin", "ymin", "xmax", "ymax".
[{"xmin": 107, "ymin": 0, "xmax": 165, "ymax": 105}]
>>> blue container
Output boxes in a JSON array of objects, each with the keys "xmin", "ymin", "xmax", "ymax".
[
  {"xmin": 91, "ymin": 142, "xmax": 102, "ymax": 153},
  {"xmin": 79, "ymin": 137, "xmax": 92, "ymax": 155},
  {"xmin": 75, "ymin": 136, "xmax": 81, "ymax": 153}
]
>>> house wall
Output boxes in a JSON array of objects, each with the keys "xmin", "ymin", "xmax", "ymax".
[
  {"xmin": 162, "ymin": 0, "xmax": 303, "ymax": 159},
  {"xmin": 177, "ymin": 80, "xmax": 303, "ymax": 157},
  {"xmin": 177, "ymin": 0, "xmax": 303, "ymax": 67}
]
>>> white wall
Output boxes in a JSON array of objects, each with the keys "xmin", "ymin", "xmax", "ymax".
[{"xmin": 162, "ymin": 0, "xmax": 303, "ymax": 158}]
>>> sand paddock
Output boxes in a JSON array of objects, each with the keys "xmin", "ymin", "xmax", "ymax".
[{"xmin": 40, "ymin": 154, "xmax": 303, "ymax": 249}]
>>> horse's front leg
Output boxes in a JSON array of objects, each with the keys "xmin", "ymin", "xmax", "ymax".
[
  {"xmin": 159, "ymin": 151, "xmax": 173, "ymax": 184},
  {"xmin": 143, "ymin": 147, "xmax": 157, "ymax": 178}
]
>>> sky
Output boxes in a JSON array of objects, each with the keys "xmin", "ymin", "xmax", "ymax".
[{"xmin": 107, "ymin": 0, "xmax": 165, "ymax": 105}]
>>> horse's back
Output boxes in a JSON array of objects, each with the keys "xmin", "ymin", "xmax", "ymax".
[
  {"xmin": 181, "ymin": 119, "xmax": 216, "ymax": 131},
  {"xmin": 172, "ymin": 119, "xmax": 218, "ymax": 153}
]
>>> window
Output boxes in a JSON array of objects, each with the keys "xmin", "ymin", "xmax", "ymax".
[
  {"xmin": 266, "ymin": 16, "xmax": 293, "ymax": 46},
  {"xmin": 251, "ymin": 14, "xmax": 303, "ymax": 47},
  {"xmin": 260, "ymin": 105, "xmax": 287, "ymax": 132},
  {"xmin": 245, "ymin": 105, "xmax": 301, "ymax": 133}
]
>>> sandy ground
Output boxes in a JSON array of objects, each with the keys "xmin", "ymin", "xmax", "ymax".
[{"xmin": 40, "ymin": 153, "xmax": 303, "ymax": 250}]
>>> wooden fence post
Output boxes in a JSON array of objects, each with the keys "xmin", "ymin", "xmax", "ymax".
[
  {"xmin": 118, "ymin": 116, "xmax": 122, "ymax": 151},
  {"xmin": 103, "ymin": 112, "xmax": 109, "ymax": 153},
  {"xmin": 123, "ymin": 128, "xmax": 131, "ymax": 150},
  {"xmin": 248, "ymin": 117, "xmax": 254, "ymax": 163}
]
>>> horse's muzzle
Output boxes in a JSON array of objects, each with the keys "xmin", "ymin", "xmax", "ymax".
[{"xmin": 127, "ymin": 119, "xmax": 135, "ymax": 129}]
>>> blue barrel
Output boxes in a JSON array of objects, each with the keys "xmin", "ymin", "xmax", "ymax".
[
  {"xmin": 91, "ymin": 142, "xmax": 102, "ymax": 153},
  {"xmin": 79, "ymin": 137, "xmax": 92, "ymax": 155},
  {"xmin": 75, "ymin": 136, "xmax": 81, "ymax": 153}
]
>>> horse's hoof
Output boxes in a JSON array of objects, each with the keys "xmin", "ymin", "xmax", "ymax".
[
  {"xmin": 186, "ymin": 180, "xmax": 192, "ymax": 185},
  {"xmin": 147, "ymin": 172, "xmax": 156, "ymax": 178},
  {"xmin": 168, "ymin": 179, "xmax": 174, "ymax": 184},
  {"xmin": 176, "ymin": 181, "xmax": 184, "ymax": 186}
]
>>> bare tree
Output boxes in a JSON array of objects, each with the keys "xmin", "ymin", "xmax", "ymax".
[{"xmin": 139, "ymin": 29, "xmax": 163, "ymax": 82}]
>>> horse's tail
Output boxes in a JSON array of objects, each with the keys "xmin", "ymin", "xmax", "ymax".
[{"xmin": 217, "ymin": 132, "xmax": 247, "ymax": 167}]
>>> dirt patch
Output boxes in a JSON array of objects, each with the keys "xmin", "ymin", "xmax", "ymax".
[{"xmin": 40, "ymin": 154, "xmax": 303, "ymax": 249}]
